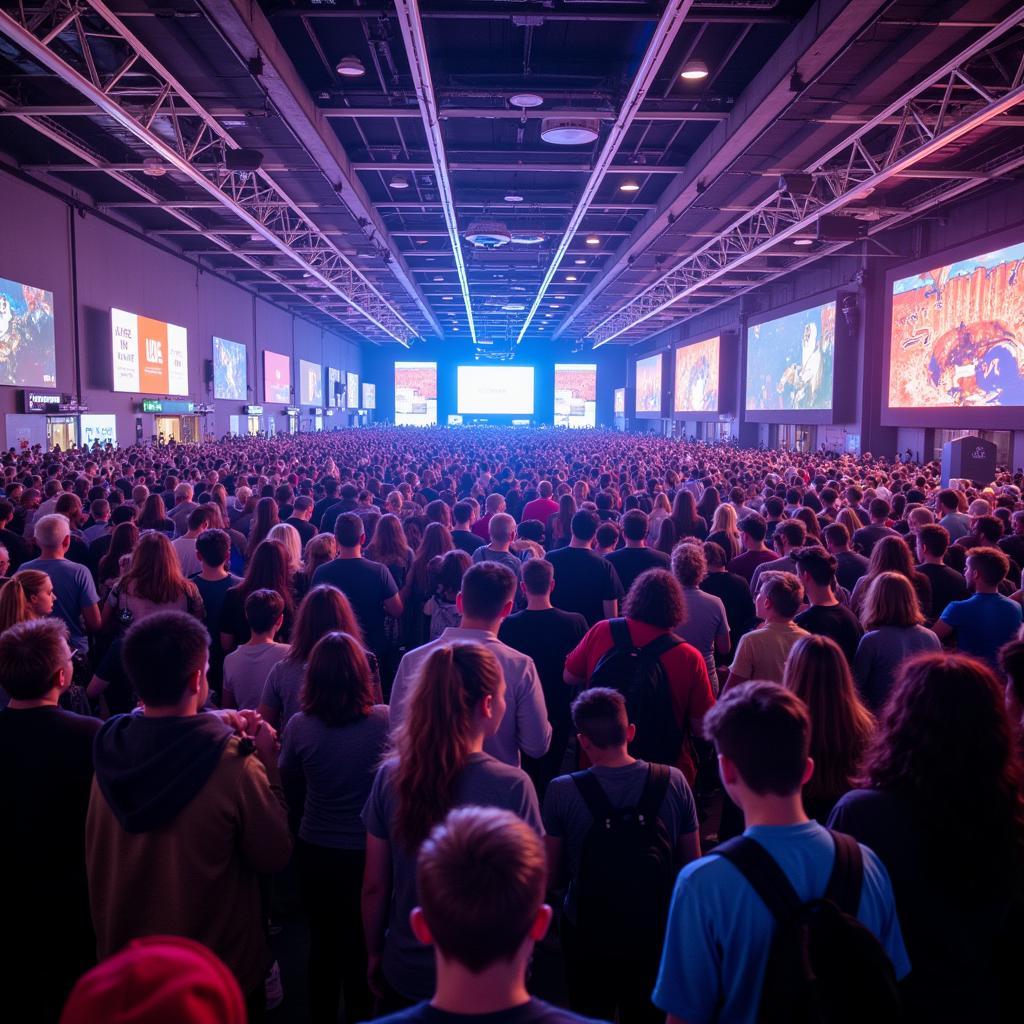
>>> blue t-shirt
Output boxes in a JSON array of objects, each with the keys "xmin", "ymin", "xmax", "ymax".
[
  {"xmin": 653, "ymin": 822, "xmax": 910, "ymax": 1024},
  {"xmin": 20, "ymin": 556, "xmax": 98, "ymax": 652},
  {"xmin": 938, "ymin": 591, "xmax": 1023, "ymax": 666}
]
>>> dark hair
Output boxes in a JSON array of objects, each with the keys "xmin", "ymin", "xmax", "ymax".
[
  {"xmin": 460, "ymin": 562, "xmax": 516, "ymax": 619},
  {"xmin": 234, "ymin": 540, "xmax": 294, "ymax": 620},
  {"xmin": 967, "ymin": 546, "xmax": 1010, "ymax": 587},
  {"xmin": 938, "ymin": 488, "xmax": 960, "ymax": 511},
  {"xmin": 0, "ymin": 619, "xmax": 69, "ymax": 700},
  {"xmin": 999, "ymin": 638, "xmax": 1024, "ymax": 711},
  {"xmin": 521, "ymin": 557, "xmax": 554, "ymax": 596},
  {"xmin": 703, "ymin": 680, "xmax": 810, "ymax": 796},
  {"xmin": 244, "ymin": 588, "xmax": 285, "ymax": 634},
  {"xmin": 452, "ymin": 500, "xmax": 473, "ymax": 526},
  {"xmin": 620, "ymin": 508, "xmax": 648, "ymax": 542},
  {"xmin": 434, "ymin": 549, "xmax": 471, "ymax": 597},
  {"xmin": 861, "ymin": 652, "xmax": 1024, "ymax": 898},
  {"xmin": 334, "ymin": 512, "xmax": 364, "ymax": 548},
  {"xmin": 775, "ymin": 519, "xmax": 807, "ymax": 549},
  {"xmin": 738, "ymin": 512, "xmax": 767, "ymax": 542},
  {"xmin": 595, "ymin": 522, "xmax": 619, "ymax": 549},
  {"xmin": 791, "ymin": 545, "xmax": 836, "ymax": 586},
  {"xmin": 869, "ymin": 498, "xmax": 890, "ymax": 520},
  {"xmin": 97, "ymin": 521, "xmax": 140, "ymax": 583},
  {"xmin": 623, "ymin": 568, "xmax": 684, "ymax": 629},
  {"xmin": 822, "ymin": 522, "xmax": 850, "ymax": 548},
  {"xmin": 247, "ymin": 496, "xmax": 280, "ymax": 557},
  {"xmin": 572, "ymin": 687, "xmax": 629, "ymax": 748},
  {"xmin": 300, "ymin": 632, "xmax": 376, "ymax": 727},
  {"xmin": 195, "ymin": 528, "xmax": 231, "ymax": 567},
  {"xmin": 703, "ymin": 540, "xmax": 727, "ymax": 570},
  {"xmin": 122, "ymin": 611, "xmax": 210, "ymax": 707},
  {"xmin": 570, "ymin": 509, "xmax": 599, "ymax": 542},
  {"xmin": 915, "ymin": 523, "xmax": 949, "ymax": 558},
  {"xmin": 288, "ymin": 585, "xmax": 363, "ymax": 662},
  {"xmin": 187, "ymin": 505, "xmax": 216, "ymax": 533}
]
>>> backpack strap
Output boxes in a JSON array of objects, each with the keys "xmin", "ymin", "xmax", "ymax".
[
  {"xmin": 608, "ymin": 617, "xmax": 634, "ymax": 653},
  {"xmin": 713, "ymin": 836, "xmax": 803, "ymax": 923},
  {"xmin": 637, "ymin": 762, "xmax": 671, "ymax": 823},
  {"xmin": 824, "ymin": 831, "xmax": 864, "ymax": 916},
  {"xmin": 639, "ymin": 631, "xmax": 683, "ymax": 661},
  {"xmin": 571, "ymin": 770, "xmax": 616, "ymax": 825}
]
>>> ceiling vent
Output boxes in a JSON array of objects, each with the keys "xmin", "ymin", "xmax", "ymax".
[
  {"xmin": 465, "ymin": 220, "xmax": 512, "ymax": 248},
  {"xmin": 540, "ymin": 118, "xmax": 600, "ymax": 145}
]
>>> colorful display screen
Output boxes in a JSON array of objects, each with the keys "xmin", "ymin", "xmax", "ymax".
[
  {"xmin": 327, "ymin": 366, "xmax": 342, "ymax": 408},
  {"xmin": 395, "ymin": 361, "xmax": 438, "ymax": 425},
  {"xmin": 614, "ymin": 387, "xmax": 625, "ymax": 415},
  {"xmin": 675, "ymin": 336, "xmax": 720, "ymax": 413},
  {"xmin": 745, "ymin": 300, "xmax": 836, "ymax": 411},
  {"xmin": 0, "ymin": 277, "xmax": 56, "ymax": 387},
  {"xmin": 263, "ymin": 350, "xmax": 291, "ymax": 403},
  {"xmin": 635, "ymin": 353, "xmax": 663, "ymax": 415},
  {"xmin": 346, "ymin": 371, "xmax": 359, "ymax": 409},
  {"xmin": 299, "ymin": 359, "xmax": 323, "ymax": 406},
  {"xmin": 80, "ymin": 414, "xmax": 116, "ymax": 448},
  {"xmin": 362, "ymin": 382, "xmax": 376, "ymax": 409},
  {"xmin": 888, "ymin": 240, "xmax": 1024, "ymax": 408},
  {"xmin": 213, "ymin": 336, "xmax": 246, "ymax": 400},
  {"xmin": 457, "ymin": 365, "xmax": 535, "ymax": 415},
  {"xmin": 554, "ymin": 363, "xmax": 597, "ymax": 428},
  {"xmin": 112, "ymin": 308, "xmax": 188, "ymax": 395}
]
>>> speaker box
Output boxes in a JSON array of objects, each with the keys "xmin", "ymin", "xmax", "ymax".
[
  {"xmin": 941, "ymin": 435, "xmax": 997, "ymax": 487},
  {"xmin": 204, "ymin": 359, "xmax": 214, "ymax": 385}
]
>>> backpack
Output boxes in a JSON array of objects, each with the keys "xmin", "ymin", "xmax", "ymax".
[
  {"xmin": 589, "ymin": 618, "xmax": 685, "ymax": 765},
  {"xmin": 714, "ymin": 831, "xmax": 903, "ymax": 1024},
  {"xmin": 571, "ymin": 763, "xmax": 675, "ymax": 957}
]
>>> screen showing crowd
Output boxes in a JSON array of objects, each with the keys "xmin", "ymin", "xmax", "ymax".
[
  {"xmin": 888, "ymin": 239, "xmax": 1024, "ymax": 408},
  {"xmin": 554, "ymin": 364, "xmax": 597, "ymax": 427},
  {"xmin": 634, "ymin": 353, "xmax": 663, "ymax": 414},
  {"xmin": 674, "ymin": 336, "xmax": 720, "ymax": 413},
  {"xmin": 745, "ymin": 300, "xmax": 836, "ymax": 411},
  {"xmin": 395, "ymin": 361, "xmax": 438, "ymax": 425}
]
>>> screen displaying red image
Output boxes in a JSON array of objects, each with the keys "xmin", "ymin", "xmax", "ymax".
[
  {"xmin": 264, "ymin": 350, "xmax": 291, "ymax": 403},
  {"xmin": 675, "ymin": 336, "xmax": 720, "ymax": 413}
]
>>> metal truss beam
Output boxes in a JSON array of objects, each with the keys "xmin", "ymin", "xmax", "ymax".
[
  {"xmin": 587, "ymin": 7, "xmax": 1024, "ymax": 346},
  {"xmin": 0, "ymin": 0, "xmax": 419, "ymax": 346},
  {"xmin": 352, "ymin": 161, "xmax": 688, "ymax": 174}
]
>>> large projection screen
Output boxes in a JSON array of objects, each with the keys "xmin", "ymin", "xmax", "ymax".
[
  {"xmin": 884, "ymin": 233, "xmax": 1024, "ymax": 428},
  {"xmin": 299, "ymin": 359, "xmax": 323, "ymax": 406},
  {"xmin": 745, "ymin": 299, "xmax": 837, "ymax": 424},
  {"xmin": 457, "ymin": 365, "xmax": 535, "ymax": 415},
  {"xmin": 112, "ymin": 308, "xmax": 189, "ymax": 395},
  {"xmin": 263, "ymin": 351, "xmax": 291, "ymax": 403},
  {"xmin": 674, "ymin": 336, "xmax": 720, "ymax": 416},
  {"xmin": 634, "ymin": 352, "xmax": 664, "ymax": 417},
  {"xmin": 346, "ymin": 371, "xmax": 359, "ymax": 409},
  {"xmin": 213, "ymin": 337, "xmax": 247, "ymax": 401},
  {"xmin": 395, "ymin": 361, "xmax": 438, "ymax": 425},
  {"xmin": 554, "ymin": 363, "xmax": 597, "ymax": 427},
  {"xmin": 0, "ymin": 277, "xmax": 56, "ymax": 387}
]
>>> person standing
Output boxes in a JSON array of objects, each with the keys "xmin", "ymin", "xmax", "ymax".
[
  {"xmin": 547, "ymin": 510, "xmax": 625, "ymax": 626},
  {"xmin": 606, "ymin": 509, "xmax": 670, "ymax": 596},
  {"xmin": 791, "ymin": 546, "xmax": 863, "ymax": 665}
]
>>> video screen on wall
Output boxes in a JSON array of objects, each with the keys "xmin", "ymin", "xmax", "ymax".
[
  {"xmin": 457, "ymin": 365, "xmax": 535, "ymax": 415},
  {"xmin": 299, "ymin": 359, "xmax": 323, "ymax": 406},
  {"xmin": 346, "ymin": 371, "xmax": 359, "ymax": 409},
  {"xmin": 635, "ymin": 352, "xmax": 663, "ymax": 416},
  {"xmin": 112, "ymin": 308, "xmax": 188, "ymax": 396},
  {"xmin": 886, "ymin": 238, "xmax": 1024, "ymax": 425},
  {"xmin": 614, "ymin": 387, "xmax": 626, "ymax": 416},
  {"xmin": 0, "ymin": 277, "xmax": 56, "ymax": 387},
  {"xmin": 327, "ymin": 366, "xmax": 342, "ymax": 408},
  {"xmin": 263, "ymin": 350, "xmax": 291, "ymax": 403},
  {"xmin": 554, "ymin": 363, "xmax": 597, "ymax": 428},
  {"xmin": 745, "ymin": 300, "xmax": 836, "ymax": 416},
  {"xmin": 395, "ymin": 361, "xmax": 438, "ymax": 425},
  {"xmin": 675, "ymin": 336, "xmax": 720, "ymax": 414},
  {"xmin": 362, "ymin": 382, "xmax": 376, "ymax": 409},
  {"xmin": 213, "ymin": 336, "xmax": 247, "ymax": 400},
  {"xmin": 80, "ymin": 414, "xmax": 116, "ymax": 448}
]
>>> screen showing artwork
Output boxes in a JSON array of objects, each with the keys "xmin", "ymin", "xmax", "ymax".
[
  {"xmin": 395, "ymin": 361, "xmax": 438, "ymax": 425},
  {"xmin": 346, "ymin": 371, "xmax": 359, "ymax": 409},
  {"xmin": 554, "ymin": 363, "xmax": 597, "ymax": 428},
  {"xmin": 745, "ymin": 300, "xmax": 836, "ymax": 411},
  {"xmin": 263, "ymin": 350, "xmax": 291, "ymax": 403},
  {"xmin": 634, "ymin": 353, "xmax": 663, "ymax": 415},
  {"xmin": 888, "ymin": 240, "xmax": 1024, "ymax": 409},
  {"xmin": 80, "ymin": 414, "xmax": 116, "ymax": 448},
  {"xmin": 675, "ymin": 336, "xmax": 720, "ymax": 413},
  {"xmin": 362, "ymin": 382, "xmax": 376, "ymax": 409},
  {"xmin": 0, "ymin": 277, "xmax": 56, "ymax": 387},
  {"xmin": 299, "ymin": 359, "xmax": 323, "ymax": 406},
  {"xmin": 614, "ymin": 388, "xmax": 625, "ymax": 415},
  {"xmin": 213, "ymin": 337, "xmax": 246, "ymax": 401},
  {"xmin": 457, "ymin": 365, "xmax": 535, "ymax": 415},
  {"xmin": 327, "ymin": 366, "xmax": 342, "ymax": 408},
  {"xmin": 112, "ymin": 308, "xmax": 188, "ymax": 395}
]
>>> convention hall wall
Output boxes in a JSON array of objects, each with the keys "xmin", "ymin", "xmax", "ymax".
[{"xmin": 0, "ymin": 168, "xmax": 362, "ymax": 448}]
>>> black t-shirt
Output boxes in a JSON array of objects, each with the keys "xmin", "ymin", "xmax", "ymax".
[
  {"xmin": 999, "ymin": 534, "xmax": 1024, "ymax": 570},
  {"xmin": 794, "ymin": 602, "xmax": 864, "ymax": 665},
  {"xmin": 605, "ymin": 546, "xmax": 670, "ymax": 596},
  {"xmin": 700, "ymin": 570, "xmax": 756, "ymax": 654},
  {"xmin": 452, "ymin": 528, "xmax": 486, "ymax": 554},
  {"xmin": 374, "ymin": 998, "xmax": 605, "ymax": 1024},
  {"xmin": 546, "ymin": 546, "xmax": 625, "ymax": 627},
  {"xmin": 311, "ymin": 556, "xmax": 398, "ymax": 651},
  {"xmin": 834, "ymin": 550, "xmax": 870, "ymax": 592},
  {"xmin": 915, "ymin": 562, "xmax": 968, "ymax": 620},
  {"xmin": 499, "ymin": 607, "xmax": 588, "ymax": 726}
]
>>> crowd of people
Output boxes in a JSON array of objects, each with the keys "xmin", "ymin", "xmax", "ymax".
[{"xmin": 1, "ymin": 426, "xmax": 1023, "ymax": 1024}]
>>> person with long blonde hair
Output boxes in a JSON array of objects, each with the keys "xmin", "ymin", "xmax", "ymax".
[
  {"xmin": 361, "ymin": 643, "xmax": 542, "ymax": 1005},
  {"xmin": 0, "ymin": 569, "xmax": 55, "ymax": 632},
  {"xmin": 782, "ymin": 634, "xmax": 874, "ymax": 822},
  {"xmin": 268, "ymin": 522, "xmax": 302, "ymax": 574},
  {"xmin": 295, "ymin": 532, "xmax": 337, "ymax": 600},
  {"xmin": 707, "ymin": 503, "xmax": 741, "ymax": 561}
]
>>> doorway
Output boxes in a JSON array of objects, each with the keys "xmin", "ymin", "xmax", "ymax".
[{"xmin": 46, "ymin": 416, "xmax": 77, "ymax": 450}]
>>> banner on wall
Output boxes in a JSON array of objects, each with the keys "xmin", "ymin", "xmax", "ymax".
[{"xmin": 111, "ymin": 308, "xmax": 189, "ymax": 396}]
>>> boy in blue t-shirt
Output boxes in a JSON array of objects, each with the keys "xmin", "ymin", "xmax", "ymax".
[
  {"xmin": 934, "ymin": 546, "xmax": 1023, "ymax": 667},
  {"xmin": 653, "ymin": 681, "xmax": 909, "ymax": 1024}
]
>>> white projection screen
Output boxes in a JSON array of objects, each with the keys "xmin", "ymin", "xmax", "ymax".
[{"xmin": 457, "ymin": 365, "xmax": 535, "ymax": 414}]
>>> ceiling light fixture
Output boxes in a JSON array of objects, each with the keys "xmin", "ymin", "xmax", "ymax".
[
  {"xmin": 792, "ymin": 237, "xmax": 815, "ymax": 246},
  {"xmin": 565, "ymin": 275, "xmax": 578, "ymax": 281},
  {"xmin": 574, "ymin": 259, "xmax": 586, "ymax": 265},
  {"xmin": 502, "ymin": 303, "xmax": 526, "ymax": 311},
  {"xmin": 585, "ymin": 235, "xmax": 600, "ymax": 245},
  {"xmin": 510, "ymin": 92, "xmax": 544, "ymax": 108},
  {"xmin": 503, "ymin": 193, "xmax": 524, "ymax": 203},
  {"xmin": 510, "ymin": 232, "xmax": 545, "ymax": 245},
  {"xmin": 142, "ymin": 157, "xmax": 166, "ymax": 177},
  {"xmin": 680, "ymin": 59, "xmax": 709, "ymax": 81},
  {"xmin": 433, "ymin": 276, "xmax": 444, "ymax": 282},
  {"xmin": 619, "ymin": 179, "xmax": 641, "ymax": 192},
  {"xmin": 336, "ymin": 56, "xmax": 366, "ymax": 78},
  {"xmin": 540, "ymin": 118, "xmax": 600, "ymax": 145},
  {"xmin": 389, "ymin": 175, "xmax": 409, "ymax": 190}
]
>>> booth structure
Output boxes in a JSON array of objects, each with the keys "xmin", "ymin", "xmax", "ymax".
[{"xmin": 941, "ymin": 435, "xmax": 998, "ymax": 487}]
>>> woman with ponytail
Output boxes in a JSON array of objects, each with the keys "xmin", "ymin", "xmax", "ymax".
[
  {"xmin": 361, "ymin": 643, "xmax": 542, "ymax": 1008},
  {"xmin": 0, "ymin": 569, "xmax": 55, "ymax": 633}
]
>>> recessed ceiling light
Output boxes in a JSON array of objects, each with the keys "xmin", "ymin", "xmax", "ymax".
[
  {"xmin": 442, "ymin": 296, "xmax": 453, "ymax": 300},
  {"xmin": 510, "ymin": 92, "xmax": 544, "ymax": 108},
  {"xmin": 680, "ymin": 59, "xmax": 709, "ymax": 81},
  {"xmin": 389, "ymin": 175, "xmax": 410, "ymax": 190},
  {"xmin": 550, "ymin": 304, "xmax": 561, "ymax": 308},
  {"xmin": 793, "ymin": 237, "xmax": 814, "ymax": 246},
  {"xmin": 540, "ymin": 118, "xmax": 600, "ymax": 145},
  {"xmin": 574, "ymin": 259, "xmax": 586, "ymax": 265},
  {"xmin": 565, "ymin": 275, "xmax": 578, "ymax": 281},
  {"xmin": 503, "ymin": 193, "xmax": 524, "ymax": 203},
  {"xmin": 433, "ymin": 276, "xmax": 444, "ymax": 282},
  {"xmin": 510, "ymin": 233, "xmax": 545, "ymax": 245},
  {"xmin": 502, "ymin": 303, "xmax": 526, "ymax": 311},
  {"xmin": 555, "ymin": 294, "xmax": 566, "ymax": 299},
  {"xmin": 415, "ymin": 238, "xmax": 428, "ymax": 244},
  {"xmin": 142, "ymin": 157, "xmax": 166, "ymax": 177},
  {"xmin": 619, "ymin": 180, "xmax": 641, "ymax": 192},
  {"xmin": 452, "ymin": 326, "xmax": 460, "ymax": 331},
  {"xmin": 585, "ymin": 235, "xmax": 600, "ymax": 245},
  {"xmin": 336, "ymin": 56, "xmax": 366, "ymax": 78}
]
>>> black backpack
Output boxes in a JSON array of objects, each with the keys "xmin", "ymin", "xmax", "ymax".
[
  {"xmin": 714, "ymin": 831, "xmax": 903, "ymax": 1024},
  {"xmin": 570, "ymin": 763, "xmax": 675, "ymax": 957},
  {"xmin": 589, "ymin": 618, "xmax": 685, "ymax": 766}
]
